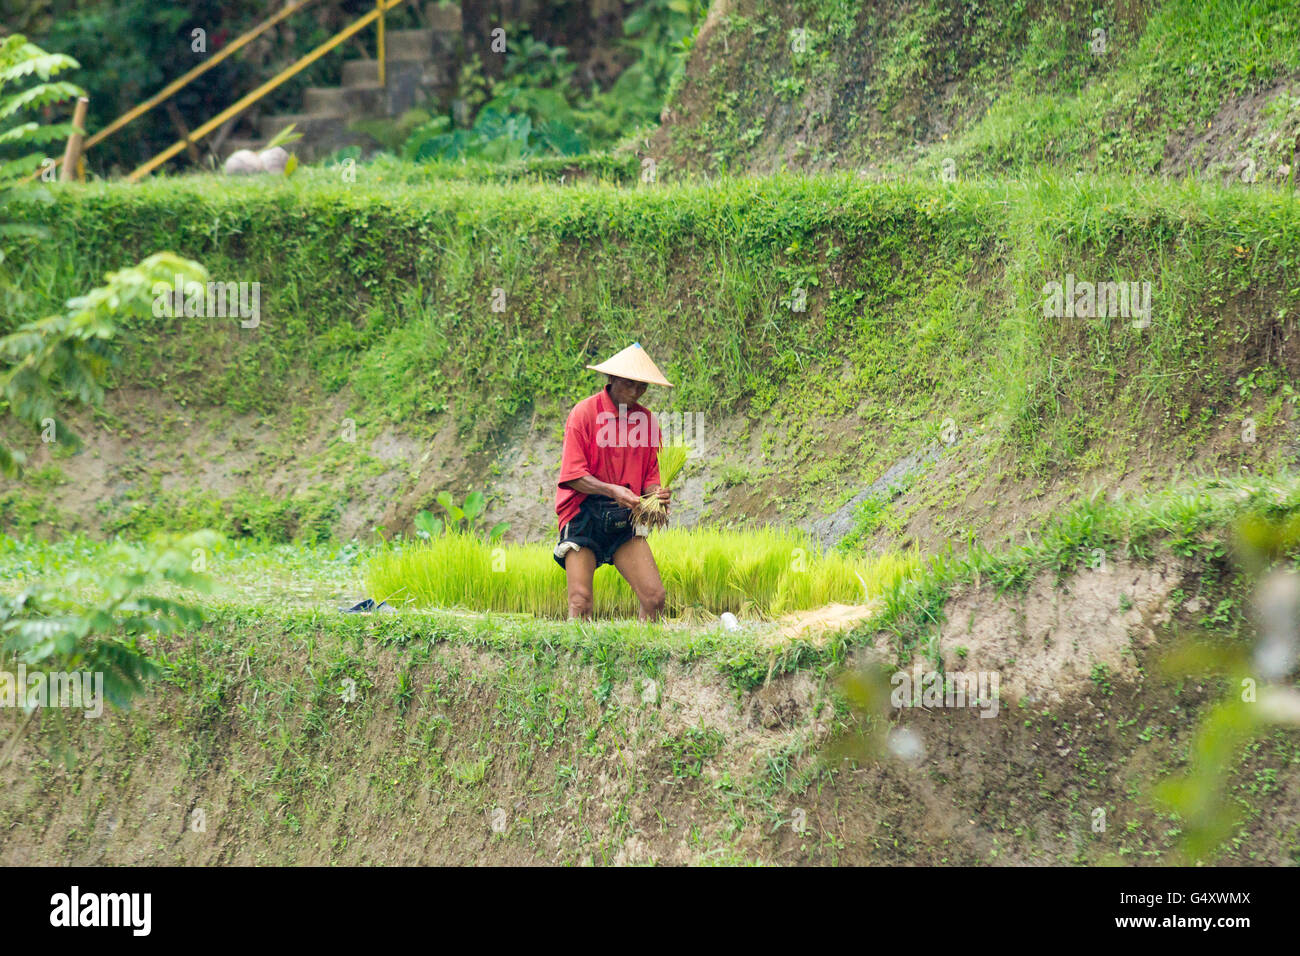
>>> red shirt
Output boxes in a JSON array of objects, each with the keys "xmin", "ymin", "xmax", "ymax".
[{"xmin": 555, "ymin": 387, "xmax": 661, "ymax": 530}]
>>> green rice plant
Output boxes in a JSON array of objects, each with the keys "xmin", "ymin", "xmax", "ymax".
[
  {"xmin": 657, "ymin": 444, "xmax": 689, "ymax": 487},
  {"xmin": 633, "ymin": 444, "xmax": 690, "ymax": 528},
  {"xmin": 364, "ymin": 526, "xmax": 920, "ymax": 620}
]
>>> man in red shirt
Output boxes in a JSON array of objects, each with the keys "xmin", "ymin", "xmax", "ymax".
[{"xmin": 554, "ymin": 343, "xmax": 673, "ymax": 621}]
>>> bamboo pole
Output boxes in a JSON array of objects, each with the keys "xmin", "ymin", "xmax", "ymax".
[
  {"xmin": 59, "ymin": 97, "xmax": 89, "ymax": 182},
  {"xmin": 164, "ymin": 99, "xmax": 203, "ymax": 164},
  {"xmin": 127, "ymin": 0, "xmax": 408, "ymax": 182},
  {"xmin": 377, "ymin": 0, "xmax": 386, "ymax": 86}
]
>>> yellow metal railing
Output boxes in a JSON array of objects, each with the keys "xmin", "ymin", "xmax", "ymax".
[
  {"xmin": 377, "ymin": 0, "xmax": 387, "ymax": 85},
  {"xmin": 83, "ymin": 0, "xmax": 318, "ymax": 156},
  {"xmin": 129, "ymin": 0, "xmax": 408, "ymax": 181},
  {"xmin": 38, "ymin": 0, "xmax": 406, "ymax": 182}
]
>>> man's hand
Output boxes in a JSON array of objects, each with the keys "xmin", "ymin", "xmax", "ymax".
[
  {"xmin": 654, "ymin": 487, "xmax": 671, "ymax": 514},
  {"xmin": 612, "ymin": 485, "xmax": 641, "ymax": 510},
  {"xmin": 564, "ymin": 474, "xmax": 643, "ymax": 511}
]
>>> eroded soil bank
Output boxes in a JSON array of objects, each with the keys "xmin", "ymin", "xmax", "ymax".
[{"xmin": 3, "ymin": 557, "xmax": 1296, "ymax": 866}]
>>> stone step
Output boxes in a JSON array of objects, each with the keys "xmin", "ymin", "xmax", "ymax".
[
  {"xmin": 255, "ymin": 113, "xmax": 380, "ymax": 162},
  {"xmin": 218, "ymin": 137, "xmax": 261, "ymax": 160},
  {"xmin": 257, "ymin": 112, "xmax": 345, "ymax": 143},
  {"xmin": 342, "ymin": 56, "xmax": 430, "ymax": 87},
  {"xmin": 424, "ymin": 1, "xmax": 462, "ymax": 32},
  {"xmin": 386, "ymin": 28, "xmax": 432, "ymax": 60},
  {"xmin": 342, "ymin": 58, "xmax": 379, "ymax": 86},
  {"xmin": 340, "ymin": 58, "xmax": 377, "ymax": 85},
  {"xmin": 303, "ymin": 84, "xmax": 385, "ymax": 118}
]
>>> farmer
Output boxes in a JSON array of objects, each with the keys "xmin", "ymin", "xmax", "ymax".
[{"xmin": 554, "ymin": 343, "xmax": 673, "ymax": 621}]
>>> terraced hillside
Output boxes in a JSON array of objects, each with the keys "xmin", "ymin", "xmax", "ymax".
[
  {"xmin": 2, "ymin": 172, "xmax": 1296, "ymax": 551},
  {"xmin": 2, "ymin": 1, "xmax": 1299, "ymax": 869},
  {"xmin": 653, "ymin": 0, "xmax": 1300, "ymax": 183}
]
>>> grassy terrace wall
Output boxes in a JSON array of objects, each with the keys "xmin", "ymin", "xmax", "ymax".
[
  {"xmin": 2, "ymin": 171, "xmax": 1298, "ymax": 545},
  {"xmin": 656, "ymin": 0, "xmax": 1300, "ymax": 180},
  {"xmin": 2, "ymin": 563, "xmax": 1295, "ymax": 866},
  {"xmin": 3, "ymin": 478, "xmax": 1299, "ymax": 865}
]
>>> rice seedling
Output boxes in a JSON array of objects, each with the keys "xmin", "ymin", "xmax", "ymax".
[
  {"xmin": 631, "ymin": 444, "xmax": 690, "ymax": 529},
  {"xmin": 364, "ymin": 525, "xmax": 919, "ymax": 619}
]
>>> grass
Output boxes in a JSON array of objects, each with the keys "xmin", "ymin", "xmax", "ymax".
[
  {"xmin": 7, "ymin": 1, "xmax": 1300, "ymax": 868},
  {"xmin": 364, "ymin": 525, "xmax": 920, "ymax": 619},
  {"xmin": 16, "ymin": 581, "xmax": 1281, "ymax": 866},
  {"xmin": 870, "ymin": 472, "xmax": 1300, "ymax": 663},
  {"xmin": 4, "ymin": 168, "xmax": 1295, "ymax": 549},
  {"xmin": 0, "ymin": 532, "xmax": 370, "ymax": 609},
  {"xmin": 4, "ymin": 471, "xmax": 1296, "ymax": 866},
  {"xmin": 668, "ymin": 0, "xmax": 1300, "ymax": 181}
]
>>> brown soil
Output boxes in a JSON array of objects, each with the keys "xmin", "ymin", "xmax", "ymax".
[
  {"xmin": 3, "ymin": 557, "xmax": 1296, "ymax": 866},
  {"xmin": 1161, "ymin": 76, "xmax": 1300, "ymax": 181}
]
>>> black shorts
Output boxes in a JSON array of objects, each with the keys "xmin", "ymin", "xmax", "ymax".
[{"xmin": 554, "ymin": 496, "xmax": 643, "ymax": 569}]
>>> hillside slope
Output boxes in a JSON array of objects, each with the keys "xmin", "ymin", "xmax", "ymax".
[
  {"xmin": 653, "ymin": 0, "xmax": 1300, "ymax": 183},
  {"xmin": 3, "ymin": 504, "xmax": 1297, "ymax": 865},
  {"xmin": 3, "ymin": 172, "xmax": 1297, "ymax": 553}
]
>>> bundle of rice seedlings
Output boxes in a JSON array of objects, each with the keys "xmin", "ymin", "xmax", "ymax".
[{"xmin": 632, "ymin": 444, "xmax": 689, "ymax": 529}]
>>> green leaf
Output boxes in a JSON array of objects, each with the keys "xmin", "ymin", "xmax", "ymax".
[
  {"xmin": 414, "ymin": 510, "xmax": 442, "ymax": 538},
  {"xmin": 463, "ymin": 490, "xmax": 485, "ymax": 521},
  {"xmin": 264, "ymin": 123, "xmax": 303, "ymax": 150}
]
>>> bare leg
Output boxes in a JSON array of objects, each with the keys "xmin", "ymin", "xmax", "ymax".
[
  {"xmin": 564, "ymin": 547, "xmax": 597, "ymax": 620},
  {"xmin": 611, "ymin": 536, "xmax": 667, "ymax": 621}
]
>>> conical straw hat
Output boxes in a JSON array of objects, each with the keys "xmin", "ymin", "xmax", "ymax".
[{"xmin": 586, "ymin": 342, "xmax": 673, "ymax": 387}]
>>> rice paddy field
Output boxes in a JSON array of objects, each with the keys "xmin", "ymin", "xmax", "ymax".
[
  {"xmin": 364, "ymin": 526, "xmax": 920, "ymax": 619},
  {"xmin": 0, "ymin": 525, "xmax": 918, "ymax": 624},
  {"xmin": 0, "ymin": 533, "xmax": 369, "ymax": 610},
  {"xmin": 6, "ymin": 0, "xmax": 1300, "ymax": 881}
]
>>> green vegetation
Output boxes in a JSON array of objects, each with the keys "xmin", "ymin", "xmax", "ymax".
[
  {"xmin": 0, "ymin": 529, "xmax": 216, "ymax": 766},
  {"xmin": 4, "ymin": 474, "xmax": 1298, "ymax": 864},
  {"xmin": 20, "ymin": 0, "xmax": 426, "ymax": 174},
  {"xmin": 402, "ymin": 1, "xmax": 706, "ymax": 162},
  {"xmin": 656, "ymin": 444, "xmax": 688, "ymax": 487},
  {"xmin": 414, "ymin": 489, "xmax": 509, "ymax": 542},
  {"xmin": 4, "ymin": 0, "xmax": 1299, "ymax": 869},
  {"xmin": 365, "ymin": 525, "xmax": 919, "ymax": 618},
  {"xmin": 0, "ymin": 44, "xmax": 220, "ymax": 753},
  {"xmin": 870, "ymin": 473, "xmax": 1300, "ymax": 671},
  {"xmin": 633, "ymin": 443, "xmax": 689, "ymax": 527},
  {"xmin": 0, "ymin": 245, "xmax": 216, "ymax": 767},
  {"xmin": 0, "ymin": 35, "xmax": 83, "ymax": 188},
  {"xmin": 4, "ymin": 169, "xmax": 1294, "ymax": 543},
  {"xmin": 662, "ymin": 0, "xmax": 1300, "ymax": 181},
  {"xmin": 1, "ymin": 251, "xmax": 207, "ymax": 473},
  {"xmin": 662, "ymin": 725, "xmax": 726, "ymax": 778},
  {"xmin": 0, "ymin": 33, "xmax": 84, "ymax": 306}
]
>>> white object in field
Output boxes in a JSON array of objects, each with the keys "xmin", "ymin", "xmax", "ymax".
[
  {"xmin": 1255, "ymin": 568, "xmax": 1300, "ymax": 680},
  {"xmin": 258, "ymin": 146, "xmax": 289, "ymax": 174},
  {"xmin": 224, "ymin": 149, "xmax": 264, "ymax": 175},
  {"xmin": 887, "ymin": 726, "xmax": 925, "ymax": 762},
  {"xmin": 719, "ymin": 612, "xmax": 740, "ymax": 631}
]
